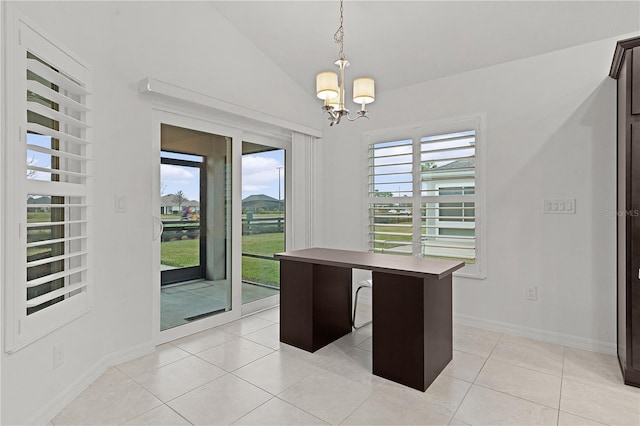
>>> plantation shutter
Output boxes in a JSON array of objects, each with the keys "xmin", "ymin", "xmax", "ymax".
[
  {"xmin": 367, "ymin": 129, "xmax": 477, "ymax": 263},
  {"xmin": 420, "ymin": 131, "xmax": 476, "ymax": 262},
  {"xmin": 7, "ymin": 21, "xmax": 92, "ymax": 350},
  {"xmin": 368, "ymin": 139, "xmax": 414, "ymax": 255}
]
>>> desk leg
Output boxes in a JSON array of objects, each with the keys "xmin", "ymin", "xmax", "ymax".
[
  {"xmin": 280, "ymin": 259, "xmax": 352, "ymax": 352},
  {"xmin": 372, "ymin": 271, "xmax": 452, "ymax": 391}
]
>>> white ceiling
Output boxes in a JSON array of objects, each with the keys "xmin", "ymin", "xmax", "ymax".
[{"xmin": 211, "ymin": 1, "xmax": 639, "ymax": 95}]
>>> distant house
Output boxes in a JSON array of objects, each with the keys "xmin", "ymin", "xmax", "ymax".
[
  {"xmin": 421, "ymin": 157, "xmax": 475, "ymax": 259},
  {"xmin": 242, "ymin": 194, "xmax": 283, "ymax": 212},
  {"xmin": 160, "ymin": 194, "xmax": 200, "ymax": 215}
]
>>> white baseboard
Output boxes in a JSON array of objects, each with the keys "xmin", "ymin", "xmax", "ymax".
[
  {"xmin": 29, "ymin": 340, "xmax": 155, "ymax": 426},
  {"xmin": 454, "ymin": 313, "xmax": 617, "ymax": 355}
]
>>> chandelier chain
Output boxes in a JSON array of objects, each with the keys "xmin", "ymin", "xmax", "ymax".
[
  {"xmin": 316, "ymin": 0, "xmax": 373, "ymax": 125},
  {"xmin": 333, "ymin": 0, "xmax": 345, "ymax": 60}
]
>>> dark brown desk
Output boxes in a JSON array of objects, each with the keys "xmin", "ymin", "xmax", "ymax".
[{"xmin": 274, "ymin": 248, "xmax": 464, "ymax": 391}]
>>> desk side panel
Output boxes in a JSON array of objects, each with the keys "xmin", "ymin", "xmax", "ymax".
[
  {"xmin": 312, "ymin": 264, "xmax": 353, "ymax": 351},
  {"xmin": 280, "ymin": 260, "xmax": 314, "ymax": 351},
  {"xmin": 423, "ymin": 274, "xmax": 453, "ymax": 387},
  {"xmin": 372, "ymin": 271, "xmax": 426, "ymax": 390}
]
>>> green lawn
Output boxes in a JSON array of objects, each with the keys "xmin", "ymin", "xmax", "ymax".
[
  {"xmin": 241, "ymin": 232, "xmax": 283, "ymax": 286},
  {"xmin": 161, "ymin": 239, "xmax": 200, "ymax": 268},
  {"xmin": 27, "ymin": 211, "xmax": 52, "ymax": 222},
  {"xmin": 370, "ymin": 223, "xmax": 413, "ymax": 251},
  {"xmin": 242, "ymin": 232, "xmax": 284, "ymax": 256},
  {"xmin": 160, "ymin": 232, "xmax": 284, "ymax": 287}
]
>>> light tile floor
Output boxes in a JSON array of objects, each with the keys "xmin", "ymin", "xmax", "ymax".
[{"xmin": 52, "ymin": 306, "xmax": 640, "ymax": 426}]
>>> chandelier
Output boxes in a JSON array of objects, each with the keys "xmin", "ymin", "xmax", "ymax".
[{"xmin": 315, "ymin": 0, "xmax": 375, "ymax": 126}]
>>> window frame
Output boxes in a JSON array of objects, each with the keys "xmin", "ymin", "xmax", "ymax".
[
  {"xmin": 363, "ymin": 116, "xmax": 486, "ymax": 279},
  {"xmin": 4, "ymin": 12, "xmax": 93, "ymax": 352}
]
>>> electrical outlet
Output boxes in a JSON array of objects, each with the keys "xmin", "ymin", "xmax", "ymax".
[
  {"xmin": 526, "ymin": 287, "xmax": 537, "ymax": 301},
  {"xmin": 53, "ymin": 344, "xmax": 64, "ymax": 369}
]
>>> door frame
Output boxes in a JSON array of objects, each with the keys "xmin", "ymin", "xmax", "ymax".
[{"xmin": 160, "ymin": 153, "xmax": 207, "ymax": 286}]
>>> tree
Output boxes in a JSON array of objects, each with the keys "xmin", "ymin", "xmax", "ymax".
[
  {"xmin": 421, "ymin": 161, "xmax": 437, "ymax": 172},
  {"xmin": 160, "ymin": 181, "xmax": 168, "ymax": 196},
  {"xmin": 26, "ymin": 155, "xmax": 38, "ymax": 179},
  {"xmin": 374, "ymin": 189, "xmax": 394, "ymax": 197},
  {"xmin": 173, "ymin": 190, "xmax": 187, "ymax": 212}
]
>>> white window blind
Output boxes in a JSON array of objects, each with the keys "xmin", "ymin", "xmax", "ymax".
[
  {"xmin": 368, "ymin": 125, "xmax": 479, "ymax": 268},
  {"xmin": 6, "ymin": 20, "xmax": 92, "ymax": 350}
]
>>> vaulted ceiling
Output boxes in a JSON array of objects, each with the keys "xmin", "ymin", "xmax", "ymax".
[{"xmin": 211, "ymin": 1, "xmax": 639, "ymax": 96}]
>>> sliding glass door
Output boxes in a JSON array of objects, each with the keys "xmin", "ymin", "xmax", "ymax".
[
  {"xmin": 159, "ymin": 124, "xmax": 232, "ymax": 331},
  {"xmin": 241, "ymin": 140, "xmax": 289, "ymax": 311},
  {"xmin": 153, "ymin": 112, "xmax": 292, "ymax": 338}
]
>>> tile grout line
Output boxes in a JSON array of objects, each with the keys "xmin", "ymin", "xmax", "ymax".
[
  {"xmin": 477, "ymin": 334, "xmax": 562, "ymax": 411},
  {"xmin": 117, "ymin": 403, "xmax": 195, "ymax": 426},
  {"xmin": 165, "ymin": 403, "xmax": 195, "ymax": 426},
  {"xmin": 171, "ymin": 329, "xmax": 240, "ymax": 354},
  {"xmin": 471, "ymin": 382, "xmax": 563, "ymax": 412},
  {"xmin": 448, "ymin": 376, "xmax": 475, "ymax": 424},
  {"xmin": 472, "ymin": 332, "xmax": 501, "ymax": 382},
  {"xmin": 336, "ymin": 388, "xmax": 376, "ymax": 425},
  {"xmin": 556, "ymin": 344, "xmax": 566, "ymax": 426},
  {"xmin": 448, "ymin": 332, "xmax": 502, "ymax": 423},
  {"xmin": 228, "ymin": 352, "xmax": 321, "ymax": 398},
  {"xmin": 226, "ymin": 396, "xmax": 275, "ymax": 425},
  {"xmin": 238, "ymin": 333, "xmax": 282, "ymax": 352},
  {"xmin": 273, "ymin": 342, "xmax": 376, "ymax": 425},
  {"xmin": 194, "ymin": 342, "xmax": 276, "ymax": 373},
  {"xmin": 328, "ymin": 326, "xmax": 377, "ymax": 425},
  {"xmin": 478, "ymin": 348, "xmax": 565, "ymax": 381},
  {"xmin": 116, "ymin": 349, "xmax": 193, "ymax": 380},
  {"xmin": 492, "ymin": 337, "xmax": 566, "ymax": 376},
  {"xmin": 136, "ymin": 367, "xmax": 229, "ymax": 407},
  {"xmin": 558, "ymin": 348, "xmax": 622, "ymax": 425},
  {"xmin": 227, "ymin": 369, "xmax": 329, "ymax": 424},
  {"xmin": 273, "ymin": 395, "xmax": 331, "ymax": 425}
]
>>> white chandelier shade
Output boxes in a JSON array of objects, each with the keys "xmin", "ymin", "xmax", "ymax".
[
  {"xmin": 353, "ymin": 77, "xmax": 375, "ymax": 105},
  {"xmin": 316, "ymin": 72, "xmax": 339, "ymax": 100}
]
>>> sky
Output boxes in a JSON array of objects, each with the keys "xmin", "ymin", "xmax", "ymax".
[
  {"xmin": 372, "ymin": 131, "xmax": 475, "ymax": 197},
  {"xmin": 27, "ymin": 133, "xmax": 285, "ymax": 202},
  {"xmin": 161, "ymin": 149, "xmax": 285, "ymax": 202}
]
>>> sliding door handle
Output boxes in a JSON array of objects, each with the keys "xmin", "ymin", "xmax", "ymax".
[{"xmin": 152, "ymin": 216, "xmax": 164, "ymax": 241}]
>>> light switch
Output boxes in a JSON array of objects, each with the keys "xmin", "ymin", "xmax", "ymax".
[
  {"xmin": 544, "ymin": 198, "xmax": 576, "ymax": 214},
  {"xmin": 115, "ymin": 195, "xmax": 127, "ymax": 213}
]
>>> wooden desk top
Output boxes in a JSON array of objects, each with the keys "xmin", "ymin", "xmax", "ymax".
[{"xmin": 275, "ymin": 247, "xmax": 465, "ymax": 280}]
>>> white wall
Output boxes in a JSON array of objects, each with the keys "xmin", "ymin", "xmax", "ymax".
[
  {"xmin": 1, "ymin": 2, "xmax": 318, "ymax": 424},
  {"xmin": 320, "ymin": 34, "xmax": 634, "ymax": 352},
  {"xmin": 1, "ymin": 1, "xmax": 634, "ymax": 422}
]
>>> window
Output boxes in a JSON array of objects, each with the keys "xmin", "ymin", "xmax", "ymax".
[
  {"xmin": 367, "ymin": 119, "xmax": 483, "ymax": 277},
  {"xmin": 5, "ymin": 20, "xmax": 92, "ymax": 350}
]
